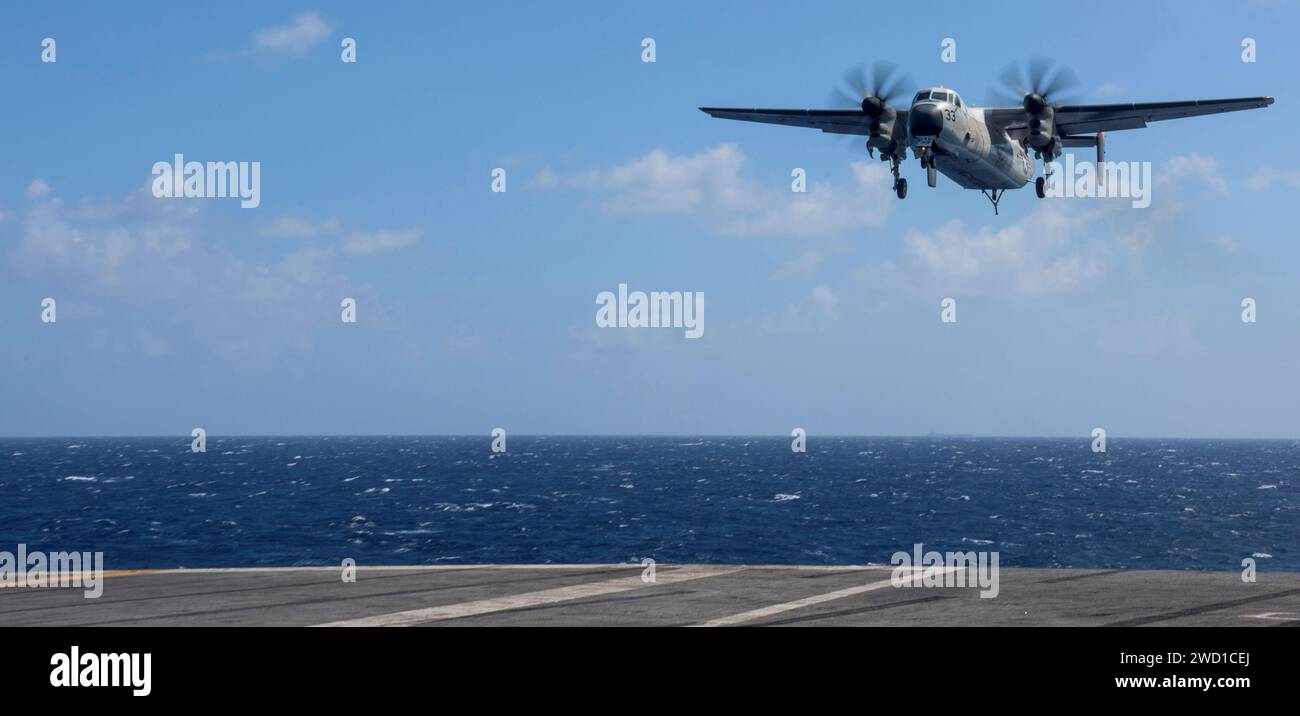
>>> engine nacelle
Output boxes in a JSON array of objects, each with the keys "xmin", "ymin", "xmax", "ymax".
[
  {"xmin": 866, "ymin": 106, "xmax": 902, "ymax": 155},
  {"xmin": 1026, "ymin": 106, "xmax": 1055, "ymax": 147}
]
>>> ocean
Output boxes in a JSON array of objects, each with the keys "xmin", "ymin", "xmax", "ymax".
[{"xmin": 1, "ymin": 436, "xmax": 1294, "ymax": 570}]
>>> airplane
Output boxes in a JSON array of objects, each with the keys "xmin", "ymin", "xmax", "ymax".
[{"xmin": 700, "ymin": 59, "xmax": 1273, "ymax": 213}]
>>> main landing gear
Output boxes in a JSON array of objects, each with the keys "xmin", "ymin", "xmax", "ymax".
[
  {"xmin": 891, "ymin": 155, "xmax": 907, "ymax": 199},
  {"xmin": 1034, "ymin": 144, "xmax": 1055, "ymax": 199}
]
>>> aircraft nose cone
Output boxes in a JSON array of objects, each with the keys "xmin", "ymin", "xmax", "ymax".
[{"xmin": 909, "ymin": 103, "xmax": 943, "ymax": 137}]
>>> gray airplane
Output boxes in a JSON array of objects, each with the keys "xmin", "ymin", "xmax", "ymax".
[{"xmin": 701, "ymin": 60, "xmax": 1273, "ymax": 213}]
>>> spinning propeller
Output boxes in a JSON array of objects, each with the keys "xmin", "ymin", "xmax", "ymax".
[
  {"xmin": 829, "ymin": 61, "xmax": 913, "ymax": 152},
  {"xmin": 991, "ymin": 57, "xmax": 1080, "ymax": 147}
]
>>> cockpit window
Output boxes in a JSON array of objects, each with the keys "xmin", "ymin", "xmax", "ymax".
[{"xmin": 915, "ymin": 90, "xmax": 957, "ymax": 104}]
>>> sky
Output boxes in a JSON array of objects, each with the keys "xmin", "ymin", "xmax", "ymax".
[{"xmin": 0, "ymin": 0, "xmax": 1297, "ymax": 438}]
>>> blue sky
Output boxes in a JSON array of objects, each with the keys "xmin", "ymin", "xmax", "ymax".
[{"xmin": 1, "ymin": 0, "xmax": 1297, "ymax": 437}]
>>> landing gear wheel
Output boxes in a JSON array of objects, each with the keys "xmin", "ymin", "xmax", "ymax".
[
  {"xmin": 889, "ymin": 155, "xmax": 904, "ymax": 199},
  {"xmin": 1035, "ymin": 176, "xmax": 1046, "ymax": 198},
  {"xmin": 927, "ymin": 163, "xmax": 937, "ymax": 188}
]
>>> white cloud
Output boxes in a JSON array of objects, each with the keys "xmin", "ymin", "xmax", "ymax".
[
  {"xmin": 1159, "ymin": 154, "xmax": 1228, "ymax": 194},
  {"xmin": 528, "ymin": 167, "xmax": 560, "ymax": 189},
  {"xmin": 342, "ymin": 228, "xmax": 422, "ymax": 255},
  {"xmin": 531, "ymin": 143, "xmax": 892, "ymax": 236},
  {"xmin": 25, "ymin": 179, "xmax": 51, "ymax": 200},
  {"xmin": 854, "ymin": 153, "xmax": 1242, "ymax": 298},
  {"xmin": 1211, "ymin": 234, "xmax": 1240, "ymax": 254},
  {"xmin": 1246, "ymin": 167, "xmax": 1300, "ymax": 191},
  {"xmin": 252, "ymin": 12, "xmax": 334, "ymax": 57},
  {"xmin": 719, "ymin": 161, "xmax": 892, "ymax": 236},
  {"xmin": 5, "ymin": 182, "xmax": 377, "ymax": 359},
  {"xmin": 901, "ymin": 203, "xmax": 1107, "ymax": 297},
  {"xmin": 754, "ymin": 285, "xmax": 840, "ymax": 335},
  {"xmin": 772, "ymin": 250, "xmax": 822, "ymax": 279},
  {"xmin": 532, "ymin": 144, "xmax": 756, "ymax": 214},
  {"xmin": 260, "ymin": 216, "xmax": 341, "ymax": 238},
  {"xmin": 1095, "ymin": 82, "xmax": 1125, "ymax": 98},
  {"xmin": 14, "ymin": 185, "xmax": 204, "ymax": 295},
  {"xmin": 811, "ymin": 284, "xmax": 837, "ymax": 313},
  {"xmin": 259, "ymin": 215, "xmax": 420, "ymax": 255},
  {"xmin": 279, "ymin": 244, "xmax": 337, "ymax": 285}
]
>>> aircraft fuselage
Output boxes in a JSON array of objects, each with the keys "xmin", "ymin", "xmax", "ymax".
[{"xmin": 907, "ymin": 88, "xmax": 1034, "ymax": 190}]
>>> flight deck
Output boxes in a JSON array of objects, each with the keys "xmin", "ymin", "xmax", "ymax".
[{"xmin": 3, "ymin": 565, "xmax": 1298, "ymax": 627}]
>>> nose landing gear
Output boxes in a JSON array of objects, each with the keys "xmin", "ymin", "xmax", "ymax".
[{"xmin": 917, "ymin": 148, "xmax": 938, "ymax": 188}]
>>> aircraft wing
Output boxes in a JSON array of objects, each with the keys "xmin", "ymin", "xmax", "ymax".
[
  {"xmin": 987, "ymin": 97, "xmax": 1273, "ymax": 137},
  {"xmin": 699, "ymin": 107, "xmax": 905, "ymax": 136},
  {"xmin": 1054, "ymin": 97, "xmax": 1274, "ymax": 134}
]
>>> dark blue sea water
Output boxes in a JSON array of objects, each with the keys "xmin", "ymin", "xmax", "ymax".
[{"xmin": 0, "ymin": 437, "xmax": 1294, "ymax": 570}]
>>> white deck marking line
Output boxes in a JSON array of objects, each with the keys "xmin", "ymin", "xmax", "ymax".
[
  {"xmin": 696, "ymin": 566, "xmax": 961, "ymax": 627},
  {"xmin": 1242, "ymin": 611, "xmax": 1300, "ymax": 621},
  {"xmin": 312, "ymin": 565, "xmax": 744, "ymax": 627}
]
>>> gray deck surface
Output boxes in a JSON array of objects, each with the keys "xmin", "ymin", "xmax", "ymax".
[{"xmin": 3, "ymin": 565, "xmax": 1298, "ymax": 627}]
